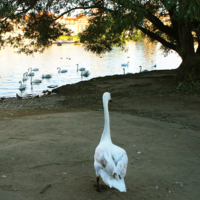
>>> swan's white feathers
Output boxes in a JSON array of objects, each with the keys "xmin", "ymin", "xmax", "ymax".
[
  {"xmin": 94, "ymin": 92, "xmax": 128, "ymax": 192},
  {"xmin": 94, "ymin": 141, "xmax": 128, "ymax": 192}
]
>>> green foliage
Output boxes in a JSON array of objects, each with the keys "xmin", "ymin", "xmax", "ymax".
[
  {"xmin": 129, "ymin": 28, "xmax": 144, "ymax": 41},
  {"xmin": 0, "ymin": 0, "xmax": 200, "ymax": 82},
  {"xmin": 79, "ymin": 13, "xmax": 126, "ymax": 54}
]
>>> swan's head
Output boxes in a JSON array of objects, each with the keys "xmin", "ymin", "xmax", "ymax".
[
  {"xmin": 19, "ymin": 81, "xmax": 22, "ymax": 84},
  {"xmin": 28, "ymin": 68, "xmax": 32, "ymax": 71},
  {"xmin": 103, "ymin": 92, "xmax": 112, "ymax": 102},
  {"xmin": 57, "ymin": 67, "xmax": 61, "ymax": 70}
]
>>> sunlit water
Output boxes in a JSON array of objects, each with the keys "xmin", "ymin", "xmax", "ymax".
[{"xmin": 0, "ymin": 40, "xmax": 182, "ymax": 98}]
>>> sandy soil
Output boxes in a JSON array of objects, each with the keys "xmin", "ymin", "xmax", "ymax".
[{"xmin": 0, "ymin": 70, "xmax": 200, "ymax": 200}]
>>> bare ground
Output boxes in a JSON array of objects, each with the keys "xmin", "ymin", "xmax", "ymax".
[{"xmin": 0, "ymin": 69, "xmax": 200, "ymax": 200}]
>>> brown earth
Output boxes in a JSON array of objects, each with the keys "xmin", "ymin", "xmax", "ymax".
[{"xmin": 0, "ymin": 69, "xmax": 200, "ymax": 200}]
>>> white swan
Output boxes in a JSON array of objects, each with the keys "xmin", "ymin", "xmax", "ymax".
[
  {"xmin": 77, "ymin": 64, "xmax": 85, "ymax": 72},
  {"xmin": 31, "ymin": 79, "xmax": 42, "ymax": 84},
  {"xmin": 121, "ymin": 61, "xmax": 129, "ymax": 67},
  {"xmin": 139, "ymin": 66, "xmax": 149, "ymax": 73},
  {"xmin": 32, "ymin": 68, "xmax": 39, "ymax": 71},
  {"xmin": 94, "ymin": 92, "xmax": 128, "ymax": 192},
  {"xmin": 123, "ymin": 68, "xmax": 125, "ymax": 75},
  {"xmin": 57, "ymin": 67, "xmax": 68, "ymax": 73},
  {"xmin": 81, "ymin": 70, "xmax": 90, "ymax": 77},
  {"xmin": 28, "ymin": 68, "xmax": 34, "ymax": 76},
  {"xmin": 22, "ymin": 72, "xmax": 28, "ymax": 81},
  {"xmin": 19, "ymin": 81, "xmax": 26, "ymax": 90},
  {"xmin": 42, "ymin": 74, "xmax": 52, "ymax": 78}
]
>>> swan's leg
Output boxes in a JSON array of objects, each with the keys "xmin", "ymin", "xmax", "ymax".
[
  {"xmin": 94, "ymin": 177, "xmax": 100, "ymax": 192},
  {"xmin": 96, "ymin": 177, "xmax": 100, "ymax": 191}
]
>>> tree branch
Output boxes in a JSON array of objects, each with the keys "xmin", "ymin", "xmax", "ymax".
[
  {"xmin": 137, "ymin": 25, "xmax": 177, "ymax": 51},
  {"xmin": 115, "ymin": 1, "xmax": 178, "ymax": 40},
  {"xmin": 146, "ymin": 11, "xmax": 178, "ymax": 40}
]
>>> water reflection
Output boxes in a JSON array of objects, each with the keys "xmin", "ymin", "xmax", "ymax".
[{"xmin": 0, "ymin": 40, "xmax": 182, "ymax": 97}]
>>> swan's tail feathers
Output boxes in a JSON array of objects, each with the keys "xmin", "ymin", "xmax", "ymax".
[{"xmin": 100, "ymin": 171, "xmax": 126, "ymax": 192}]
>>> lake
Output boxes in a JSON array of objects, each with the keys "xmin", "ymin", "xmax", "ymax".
[{"xmin": 0, "ymin": 40, "xmax": 182, "ymax": 98}]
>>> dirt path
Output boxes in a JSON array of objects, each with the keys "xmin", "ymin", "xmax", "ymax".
[{"xmin": 0, "ymin": 70, "xmax": 200, "ymax": 199}]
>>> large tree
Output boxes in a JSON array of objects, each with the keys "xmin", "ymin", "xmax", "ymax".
[{"xmin": 0, "ymin": 0, "xmax": 200, "ymax": 82}]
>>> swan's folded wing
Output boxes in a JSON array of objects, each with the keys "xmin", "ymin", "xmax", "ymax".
[
  {"xmin": 117, "ymin": 152, "xmax": 128, "ymax": 178},
  {"xmin": 94, "ymin": 147, "xmax": 115, "ymax": 175}
]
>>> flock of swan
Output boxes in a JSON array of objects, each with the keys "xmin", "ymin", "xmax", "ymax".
[
  {"xmin": 121, "ymin": 60, "xmax": 157, "ymax": 74},
  {"xmin": 19, "ymin": 67, "xmax": 53, "ymax": 91},
  {"xmin": 18, "ymin": 65, "xmax": 91, "ymax": 91}
]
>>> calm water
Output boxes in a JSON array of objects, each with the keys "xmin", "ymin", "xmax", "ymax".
[{"xmin": 0, "ymin": 40, "xmax": 182, "ymax": 98}]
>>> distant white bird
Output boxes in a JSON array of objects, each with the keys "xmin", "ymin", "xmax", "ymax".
[
  {"xmin": 28, "ymin": 68, "xmax": 34, "ymax": 76},
  {"xmin": 81, "ymin": 70, "xmax": 90, "ymax": 77},
  {"xmin": 123, "ymin": 68, "xmax": 125, "ymax": 75},
  {"xmin": 42, "ymin": 74, "xmax": 52, "ymax": 78},
  {"xmin": 19, "ymin": 81, "xmax": 26, "ymax": 90},
  {"xmin": 77, "ymin": 64, "xmax": 85, "ymax": 72},
  {"xmin": 57, "ymin": 67, "xmax": 68, "ymax": 73},
  {"xmin": 32, "ymin": 68, "xmax": 39, "ymax": 71},
  {"xmin": 121, "ymin": 61, "xmax": 129, "ymax": 67},
  {"xmin": 22, "ymin": 72, "xmax": 28, "ymax": 81},
  {"xmin": 31, "ymin": 79, "xmax": 42, "ymax": 84},
  {"xmin": 139, "ymin": 66, "xmax": 149, "ymax": 73},
  {"xmin": 94, "ymin": 92, "xmax": 128, "ymax": 192}
]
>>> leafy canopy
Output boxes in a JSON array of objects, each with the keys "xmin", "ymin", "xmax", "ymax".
[{"xmin": 0, "ymin": 0, "xmax": 200, "ymax": 57}]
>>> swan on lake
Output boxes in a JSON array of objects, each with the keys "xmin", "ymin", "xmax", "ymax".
[
  {"xmin": 94, "ymin": 92, "xmax": 128, "ymax": 192},
  {"xmin": 22, "ymin": 72, "xmax": 28, "ymax": 81},
  {"xmin": 57, "ymin": 67, "xmax": 68, "ymax": 73},
  {"xmin": 32, "ymin": 68, "xmax": 39, "ymax": 71},
  {"xmin": 76, "ymin": 64, "xmax": 85, "ymax": 72},
  {"xmin": 28, "ymin": 68, "xmax": 34, "ymax": 76},
  {"xmin": 42, "ymin": 74, "xmax": 52, "ymax": 78},
  {"xmin": 31, "ymin": 79, "xmax": 42, "ymax": 84},
  {"xmin": 81, "ymin": 70, "xmax": 90, "ymax": 77},
  {"xmin": 30, "ymin": 76, "xmax": 42, "ymax": 84},
  {"xmin": 19, "ymin": 81, "xmax": 26, "ymax": 90},
  {"xmin": 121, "ymin": 61, "xmax": 129, "ymax": 67}
]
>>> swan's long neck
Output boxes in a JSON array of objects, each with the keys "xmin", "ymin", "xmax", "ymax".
[{"xmin": 100, "ymin": 98, "xmax": 112, "ymax": 143}]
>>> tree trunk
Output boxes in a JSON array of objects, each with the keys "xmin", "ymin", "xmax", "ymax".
[
  {"xmin": 176, "ymin": 54, "xmax": 200, "ymax": 82},
  {"xmin": 175, "ymin": 20, "xmax": 200, "ymax": 82}
]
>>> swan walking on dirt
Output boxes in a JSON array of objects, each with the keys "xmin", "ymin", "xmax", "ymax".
[{"xmin": 94, "ymin": 92, "xmax": 128, "ymax": 192}]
